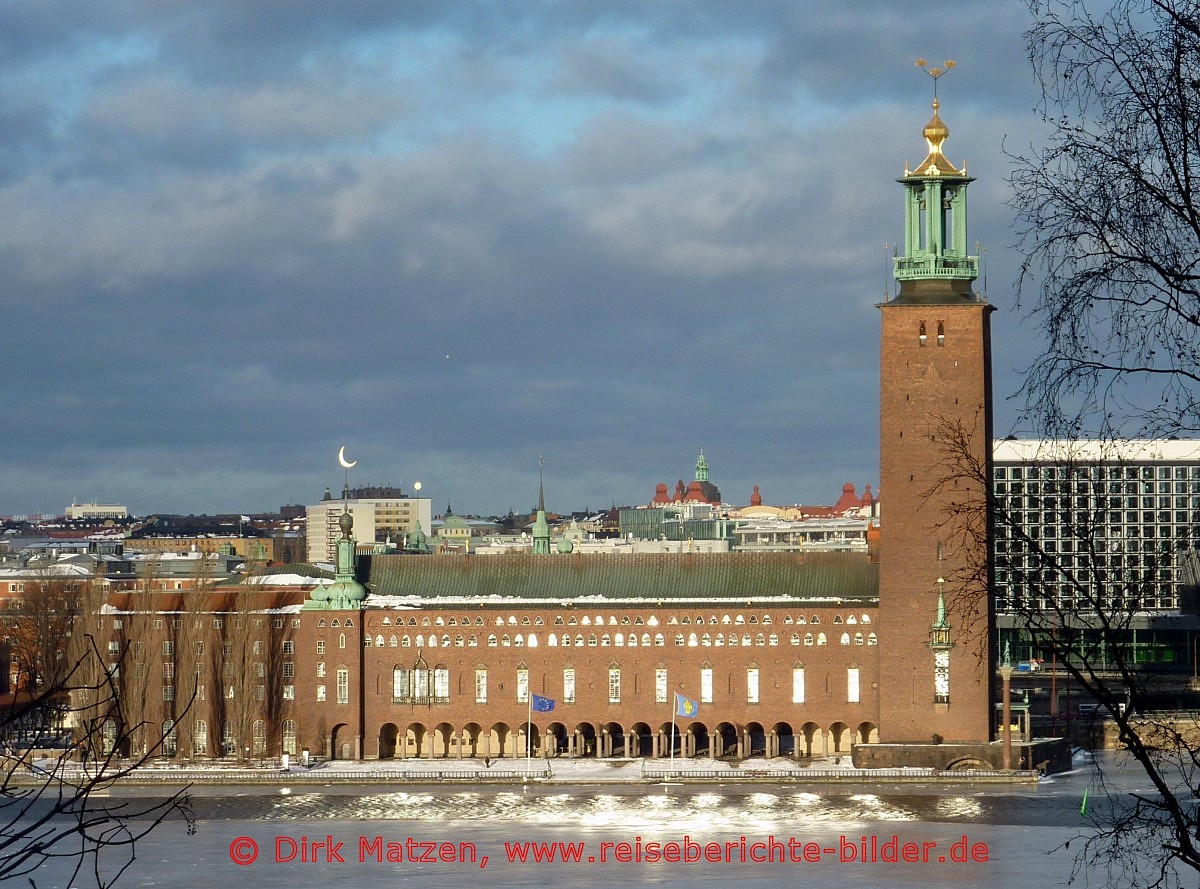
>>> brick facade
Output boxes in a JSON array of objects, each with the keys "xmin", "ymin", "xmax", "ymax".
[{"xmin": 877, "ymin": 288, "xmax": 995, "ymax": 742}]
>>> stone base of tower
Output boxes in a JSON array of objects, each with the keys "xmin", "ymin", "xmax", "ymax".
[{"xmin": 852, "ymin": 738, "xmax": 1071, "ymax": 774}]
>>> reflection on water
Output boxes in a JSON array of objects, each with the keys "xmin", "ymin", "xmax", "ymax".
[
  {"xmin": 169, "ymin": 782, "xmax": 1083, "ymax": 828},
  {"xmin": 35, "ymin": 765, "xmax": 1121, "ymax": 889}
]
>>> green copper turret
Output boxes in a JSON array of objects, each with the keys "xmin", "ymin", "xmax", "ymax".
[{"xmin": 893, "ymin": 97, "xmax": 980, "ymax": 303}]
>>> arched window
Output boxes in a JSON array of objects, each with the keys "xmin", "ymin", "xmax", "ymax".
[
  {"xmin": 937, "ymin": 320, "xmax": 945, "ymax": 346},
  {"xmin": 919, "ymin": 320, "xmax": 927, "ymax": 346},
  {"xmin": 252, "ymin": 720, "xmax": 267, "ymax": 755},
  {"xmin": 282, "ymin": 720, "xmax": 297, "ymax": 755},
  {"xmin": 193, "ymin": 720, "xmax": 208, "ymax": 756}
]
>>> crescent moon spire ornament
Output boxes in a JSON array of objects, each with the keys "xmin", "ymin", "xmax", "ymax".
[{"xmin": 337, "ymin": 446, "xmax": 357, "ymax": 469}]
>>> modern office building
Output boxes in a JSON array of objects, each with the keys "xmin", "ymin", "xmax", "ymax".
[{"xmin": 992, "ymin": 438, "xmax": 1200, "ymax": 670}]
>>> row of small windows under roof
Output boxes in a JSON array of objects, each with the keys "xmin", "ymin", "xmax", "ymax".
[
  {"xmin": 370, "ymin": 612, "xmax": 873, "ymax": 628},
  {"xmin": 362, "ymin": 631, "xmax": 879, "ymax": 649},
  {"xmin": 995, "ymin": 465, "xmax": 1200, "ymax": 480}
]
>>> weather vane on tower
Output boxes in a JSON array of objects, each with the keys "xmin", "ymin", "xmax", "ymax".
[{"xmin": 915, "ymin": 58, "xmax": 956, "ymax": 98}]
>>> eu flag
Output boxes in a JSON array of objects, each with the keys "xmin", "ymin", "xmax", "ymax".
[
  {"xmin": 531, "ymin": 693, "xmax": 556, "ymax": 712},
  {"xmin": 675, "ymin": 693, "xmax": 699, "ymax": 718}
]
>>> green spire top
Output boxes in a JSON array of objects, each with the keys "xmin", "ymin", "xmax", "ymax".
[
  {"xmin": 892, "ymin": 60, "xmax": 980, "ymax": 299},
  {"xmin": 304, "ymin": 505, "xmax": 366, "ymax": 610},
  {"xmin": 532, "ymin": 454, "xmax": 551, "ymax": 554},
  {"xmin": 695, "ymin": 450, "xmax": 709, "ymax": 483}
]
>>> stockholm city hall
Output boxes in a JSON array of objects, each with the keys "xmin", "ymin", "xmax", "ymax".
[{"xmin": 95, "ymin": 79, "xmax": 1045, "ymax": 771}]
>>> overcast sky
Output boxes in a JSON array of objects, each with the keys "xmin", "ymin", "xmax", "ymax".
[{"xmin": 0, "ymin": 1, "xmax": 1052, "ymax": 518}]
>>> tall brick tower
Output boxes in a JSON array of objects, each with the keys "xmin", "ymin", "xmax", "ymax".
[{"xmin": 877, "ymin": 70, "xmax": 994, "ymax": 743}]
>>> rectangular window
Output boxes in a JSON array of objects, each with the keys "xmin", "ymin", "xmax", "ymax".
[
  {"xmin": 934, "ymin": 651, "xmax": 950, "ymax": 703},
  {"xmin": 252, "ymin": 640, "xmax": 263, "ymax": 655},
  {"xmin": 563, "ymin": 668, "xmax": 575, "ymax": 703},
  {"xmin": 434, "ymin": 667, "xmax": 449, "ymax": 702},
  {"xmin": 282, "ymin": 685, "xmax": 295, "ymax": 700},
  {"xmin": 282, "ymin": 662, "xmax": 294, "ymax": 679},
  {"xmin": 108, "ymin": 641, "xmax": 120, "ymax": 656},
  {"xmin": 747, "ymin": 667, "xmax": 759, "ymax": 704},
  {"xmin": 848, "ymin": 667, "xmax": 860, "ymax": 704},
  {"xmin": 516, "ymin": 668, "xmax": 529, "ymax": 704},
  {"xmin": 700, "ymin": 667, "xmax": 713, "ymax": 704},
  {"xmin": 316, "ymin": 684, "xmax": 326, "ymax": 702},
  {"xmin": 336, "ymin": 668, "xmax": 349, "ymax": 705},
  {"xmin": 655, "ymin": 668, "xmax": 668, "ymax": 705},
  {"xmin": 162, "ymin": 685, "xmax": 174, "ymax": 701},
  {"xmin": 317, "ymin": 662, "xmax": 326, "ymax": 678},
  {"xmin": 162, "ymin": 662, "xmax": 175, "ymax": 680},
  {"xmin": 282, "ymin": 640, "xmax": 294, "ymax": 654},
  {"xmin": 608, "ymin": 667, "xmax": 621, "ymax": 703},
  {"xmin": 393, "ymin": 667, "xmax": 410, "ymax": 701},
  {"xmin": 792, "ymin": 667, "xmax": 806, "ymax": 704},
  {"xmin": 316, "ymin": 640, "xmax": 326, "ymax": 655},
  {"xmin": 475, "ymin": 668, "xmax": 488, "ymax": 704},
  {"xmin": 162, "ymin": 641, "xmax": 174, "ymax": 656},
  {"xmin": 196, "ymin": 684, "xmax": 205, "ymax": 701}
]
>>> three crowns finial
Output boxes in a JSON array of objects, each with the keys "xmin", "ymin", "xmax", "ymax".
[{"xmin": 915, "ymin": 58, "xmax": 956, "ymax": 100}]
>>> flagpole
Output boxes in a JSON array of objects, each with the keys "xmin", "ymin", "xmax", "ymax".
[
  {"xmin": 526, "ymin": 689, "xmax": 533, "ymax": 774},
  {"xmin": 670, "ymin": 693, "xmax": 677, "ymax": 772}
]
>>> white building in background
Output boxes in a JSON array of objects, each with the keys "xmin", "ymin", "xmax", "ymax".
[
  {"xmin": 992, "ymin": 438, "xmax": 1200, "ymax": 615},
  {"xmin": 65, "ymin": 501, "xmax": 128, "ymax": 520},
  {"xmin": 305, "ymin": 487, "xmax": 432, "ymax": 564}
]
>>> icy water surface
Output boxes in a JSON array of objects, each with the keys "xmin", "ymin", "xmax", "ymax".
[{"xmin": 27, "ymin": 755, "xmax": 1168, "ymax": 889}]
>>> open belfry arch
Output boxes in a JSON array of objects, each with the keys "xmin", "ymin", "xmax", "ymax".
[{"xmin": 876, "ymin": 60, "xmax": 995, "ymax": 742}]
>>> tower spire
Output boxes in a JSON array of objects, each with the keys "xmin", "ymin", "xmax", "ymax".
[
  {"xmin": 532, "ymin": 455, "xmax": 550, "ymax": 554},
  {"xmin": 892, "ymin": 59, "xmax": 979, "ymax": 301}
]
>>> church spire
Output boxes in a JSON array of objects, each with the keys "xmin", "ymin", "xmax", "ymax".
[{"xmin": 532, "ymin": 455, "xmax": 550, "ymax": 554}]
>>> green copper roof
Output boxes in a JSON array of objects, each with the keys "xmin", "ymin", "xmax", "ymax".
[{"xmin": 362, "ymin": 551, "xmax": 878, "ymax": 603}]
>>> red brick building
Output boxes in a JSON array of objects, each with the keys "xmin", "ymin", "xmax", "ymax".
[{"xmin": 84, "ymin": 93, "xmax": 995, "ymax": 765}]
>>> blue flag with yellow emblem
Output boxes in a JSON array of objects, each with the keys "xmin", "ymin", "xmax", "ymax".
[{"xmin": 675, "ymin": 693, "xmax": 699, "ymax": 718}]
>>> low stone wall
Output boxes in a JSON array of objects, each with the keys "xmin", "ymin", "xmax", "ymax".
[{"xmin": 852, "ymin": 738, "xmax": 1071, "ymax": 774}]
